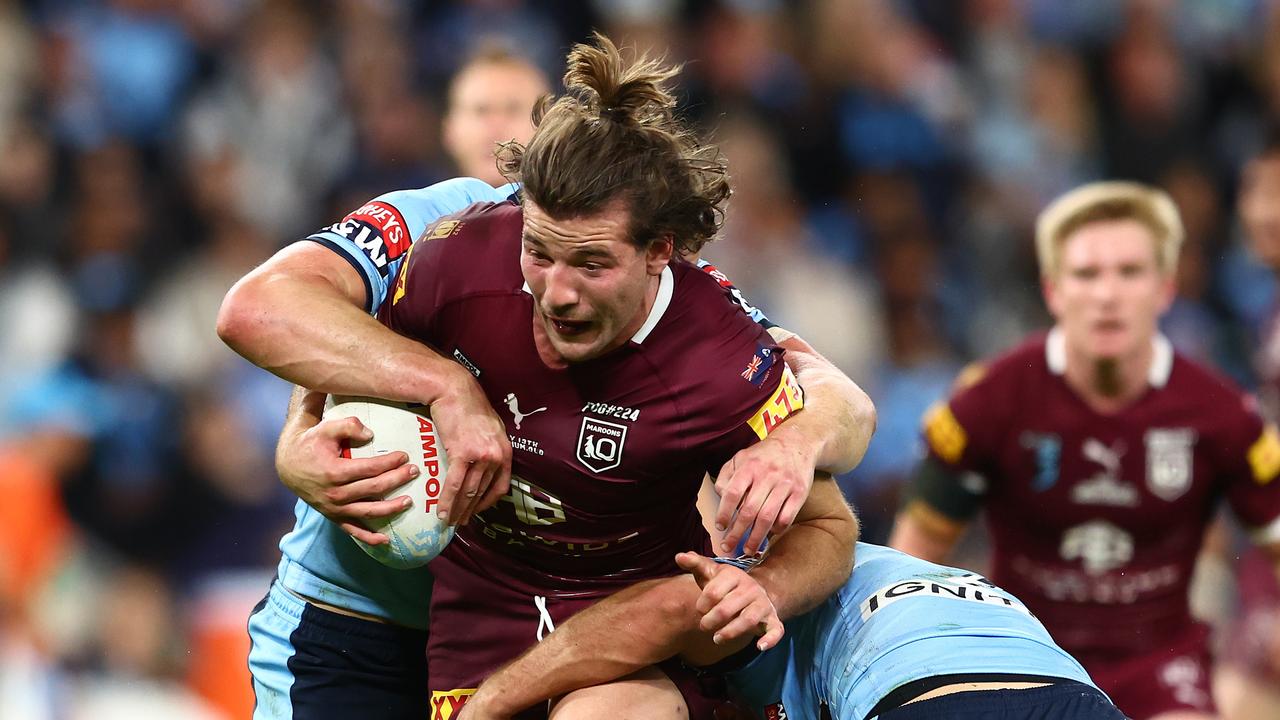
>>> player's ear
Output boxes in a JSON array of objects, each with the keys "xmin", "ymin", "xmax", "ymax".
[
  {"xmin": 645, "ymin": 234, "xmax": 674, "ymax": 276},
  {"xmin": 1041, "ymin": 274, "xmax": 1063, "ymax": 320},
  {"xmin": 1156, "ymin": 271, "xmax": 1177, "ymax": 313}
]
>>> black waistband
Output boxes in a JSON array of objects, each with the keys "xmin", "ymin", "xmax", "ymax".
[{"xmin": 865, "ymin": 673, "xmax": 1069, "ymax": 719}]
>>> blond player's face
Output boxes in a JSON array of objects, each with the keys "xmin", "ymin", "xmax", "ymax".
[
  {"xmin": 520, "ymin": 199, "xmax": 671, "ymax": 364},
  {"xmin": 443, "ymin": 63, "xmax": 547, "ymax": 186},
  {"xmin": 1241, "ymin": 154, "xmax": 1280, "ymax": 270},
  {"xmin": 1044, "ymin": 219, "xmax": 1175, "ymax": 362}
]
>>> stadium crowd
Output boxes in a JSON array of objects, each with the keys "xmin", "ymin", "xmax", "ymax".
[{"xmin": 2, "ymin": 0, "xmax": 1280, "ymax": 718}]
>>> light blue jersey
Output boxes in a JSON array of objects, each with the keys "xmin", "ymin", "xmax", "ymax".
[
  {"xmin": 275, "ymin": 177, "xmax": 515, "ymax": 627},
  {"xmin": 729, "ymin": 543, "xmax": 1098, "ymax": 720}
]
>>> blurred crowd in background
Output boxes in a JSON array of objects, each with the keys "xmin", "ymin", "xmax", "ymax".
[{"xmin": 2, "ymin": 0, "xmax": 1280, "ymax": 717}]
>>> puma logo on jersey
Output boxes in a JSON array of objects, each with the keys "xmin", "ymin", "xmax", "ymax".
[{"xmin": 504, "ymin": 393, "xmax": 547, "ymax": 430}]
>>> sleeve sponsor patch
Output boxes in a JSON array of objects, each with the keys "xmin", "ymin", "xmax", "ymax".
[
  {"xmin": 740, "ymin": 343, "xmax": 778, "ymax": 386},
  {"xmin": 923, "ymin": 402, "xmax": 968, "ymax": 464},
  {"xmin": 1247, "ymin": 424, "xmax": 1280, "ymax": 485},
  {"xmin": 747, "ymin": 365, "xmax": 804, "ymax": 440},
  {"xmin": 322, "ymin": 200, "xmax": 411, "ymax": 271}
]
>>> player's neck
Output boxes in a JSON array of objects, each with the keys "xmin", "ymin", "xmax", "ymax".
[{"xmin": 1061, "ymin": 341, "xmax": 1154, "ymax": 415}]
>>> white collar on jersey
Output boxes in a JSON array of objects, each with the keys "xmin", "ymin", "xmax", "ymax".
[
  {"xmin": 1045, "ymin": 326, "xmax": 1174, "ymax": 388},
  {"xmin": 520, "ymin": 265, "xmax": 675, "ymax": 345}
]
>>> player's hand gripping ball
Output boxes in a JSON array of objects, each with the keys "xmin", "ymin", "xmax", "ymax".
[{"xmin": 324, "ymin": 396, "xmax": 455, "ymax": 568}]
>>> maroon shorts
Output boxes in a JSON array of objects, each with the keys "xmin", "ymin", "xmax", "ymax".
[
  {"xmin": 426, "ymin": 548, "xmax": 729, "ymax": 720},
  {"xmin": 1078, "ymin": 625, "xmax": 1215, "ymax": 720}
]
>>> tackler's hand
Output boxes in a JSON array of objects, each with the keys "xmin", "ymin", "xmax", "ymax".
[
  {"xmin": 676, "ymin": 551, "xmax": 784, "ymax": 651},
  {"xmin": 276, "ymin": 390, "xmax": 417, "ymax": 545}
]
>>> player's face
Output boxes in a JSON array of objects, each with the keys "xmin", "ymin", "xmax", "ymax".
[
  {"xmin": 443, "ymin": 62, "xmax": 547, "ymax": 186},
  {"xmin": 1241, "ymin": 153, "xmax": 1280, "ymax": 271},
  {"xmin": 1043, "ymin": 219, "xmax": 1175, "ymax": 362},
  {"xmin": 521, "ymin": 199, "xmax": 672, "ymax": 364}
]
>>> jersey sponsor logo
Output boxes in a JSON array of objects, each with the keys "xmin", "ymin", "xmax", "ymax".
[
  {"xmin": 1020, "ymin": 432, "xmax": 1061, "ymax": 491},
  {"xmin": 581, "ymin": 401, "xmax": 640, "ymax": 422},
  {"xmin": 328, "ymin": 200, "xmax": 411, "ymax": 270},
  {"xmin": 1145, "ymin": 428, "xmax": 1196, "ymax": 501},
  {"xmin": 764, "ymin": 702, "xmax": 788, "ymax": 720},
  {"xmin": 430, "ymin": 689, "xmax": 475, "ymax": 719},
  {"xmin": 1071, "ymin": 439, "xmax": 1138, "ymax": 507},
  {"xmin": 1248, "ymin": 424, "xmax": 1280, "ymax": 485},
  {"xmin": 1060, "ymin": 520, "xmax": 1133, "ymax": 575},
  {"xmin": 1159, "ymin": 655, "xmax": 1212, "ymax": 710},
  {"xmin": 748, "ymin": 365, "xmax": 804, "ymax": 440},
  {"xmin": 922, "ymin": 402, "xmax": 967, "ymax": 464},
  {"xmin": 577, "ymin": 417, "xmax": 628, "ymax": 473},
  {"xmin": 503, "ymin": 392, "xmax": 547, "ymax": 430},
  {"xmin": 498, "ymin": 476, "xmax": 565, "ymax": 526},
  {"xmin": 1011, "ymin": 555, "xmax": 1180, "ymax": 604},
  {"xmin": 741, "ymin": 344, "xmax": 778, "ymax": 386},
  {"xmin": 859, "ymin": 572, "xmax": 1029, "ymax": 621},
  {"xmin": 452, "ymin": 347, "xmax": 481, "ymax": 378}
]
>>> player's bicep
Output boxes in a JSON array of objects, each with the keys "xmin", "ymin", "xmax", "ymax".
[
  {"xmin": 259, "ymin": 240, "xmax": 370, "ymax": 309},
  {"xmin": 1223, "ymin": 420, "xmax": 1280, "ymax": 540}
]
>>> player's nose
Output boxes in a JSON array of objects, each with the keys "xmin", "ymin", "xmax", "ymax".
[{"xmin": 541, "ymin": 263, "xmax": 580, "ymax": 311}]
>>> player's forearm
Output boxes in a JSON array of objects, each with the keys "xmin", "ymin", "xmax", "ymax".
[
  {"xmin": 466, "ymin": 578, "xmax": 703, "ymax": 717},
  {"xmin": 774, "ymin": 331, "xmax": 876, "ymax": 475},
  {"xmin": 752, "ymin": 477, "xmax": 858, "ymax": 619},
  {"xmin": 218, "ymin": 263, "xmax": 462, "ymax": 404}
]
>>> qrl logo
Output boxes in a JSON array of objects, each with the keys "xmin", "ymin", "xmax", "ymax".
[
  {"xmin": 417, "ymin": 416, "xmax": 444, "ymax": 513},
  {"xmin": 576, "ymin": 417, "xmax": 628, "ymax": 473}
]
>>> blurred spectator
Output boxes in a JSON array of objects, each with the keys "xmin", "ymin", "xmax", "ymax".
[
  {"xmin": 442, "ymin": 46, "xmax": 551, "ymax": 186},
  {"xmin": 44, "ymin": 0, "xmax": 196, "ymax": 150},
  {"xmin": 183, "ymin": 0, "xmax": 352, "ymax": 241},
  {"xmin": 710, "ymin": 112, "xmax": 886, "ymax": 384}
]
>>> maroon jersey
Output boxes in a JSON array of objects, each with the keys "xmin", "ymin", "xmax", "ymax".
[
  {"xmin": 1256, "ymin": 303, "xmax": 1280, "ymax": 424},
  {"xmin": 379, "ymin": 200, "xmax": 803, "ymax": 598},
  {"xmin": 922, "ymin": 329, "xmax": 1280, "ymax": 660}
]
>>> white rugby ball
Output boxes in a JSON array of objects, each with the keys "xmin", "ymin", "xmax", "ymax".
[{"xmin": 324, "ymin": 396, "xmax": 455, "ymax": 569}]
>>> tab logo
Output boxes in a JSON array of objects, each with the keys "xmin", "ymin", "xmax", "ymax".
[{"xmin": 577, "ymin": 417, "xmax": 627, "ymax": 473}]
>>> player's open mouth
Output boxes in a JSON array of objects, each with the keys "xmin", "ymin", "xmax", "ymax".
[{"xmin": 550, "ymin": 318, "xmax": 591, "ymax": 336}]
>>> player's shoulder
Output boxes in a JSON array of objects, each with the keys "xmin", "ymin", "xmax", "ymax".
[
  {"xmin": 950, "ymin": 332, "xmax": 1050, "ymax": 400},
  {"xmin": 373, "ymin": 177, "xmax": 516, "ymax": 221},
  {"xmin": 646, "ymin": 261, "xmax": 791, "ymax": 419},
  {"xmin": 1165, "ymin": 349, "xmax": 1261, "ymax": 424},
  {"xmin": 657, "ymin": 261, "xmax": 773, "ymax": 369}
]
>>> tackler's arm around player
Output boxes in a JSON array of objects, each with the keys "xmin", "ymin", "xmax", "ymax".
[
  {"xmin": 457, "ymin": 476, "xmax": 857, "ymax": 720},
  {"xmin": 218, "ymin": 234, "xmax": 511, "ymax": 526},
  {"xmin": 713, "ymin": 328, "xmax": 875, "ymax": 557}
]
